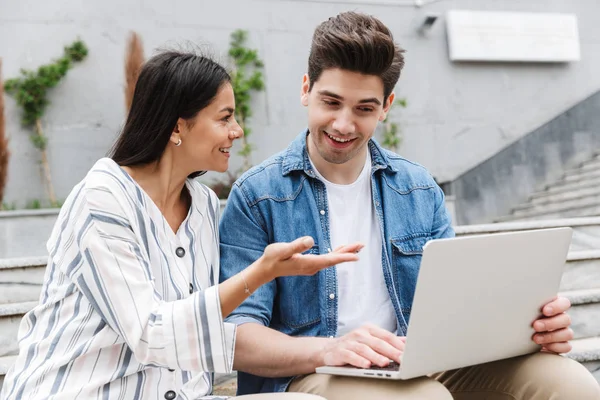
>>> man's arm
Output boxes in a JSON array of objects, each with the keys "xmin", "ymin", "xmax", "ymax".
[{"xmin": 233, "ymin": 323, "xmax": 330, "ymax": 377}]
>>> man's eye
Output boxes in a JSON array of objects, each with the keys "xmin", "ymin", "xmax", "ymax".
[
  {"xmin": 323, "ymin": 100, "xmax": 338, "ymax": 106},
  {"xmin": 358, "ymin": 107, "xmax": 374, "ymax": 113}
]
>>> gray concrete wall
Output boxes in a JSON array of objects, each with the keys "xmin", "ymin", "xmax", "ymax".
[
  {"xmin": 1, "ymin": 0, "xmax": 600, "ymax": 206},
  {"xmin": 446, "ymin": 91, "xmax": 600, "ymax": 225}
]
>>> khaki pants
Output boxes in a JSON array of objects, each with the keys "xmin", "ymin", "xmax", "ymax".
[{"xmin": 288, "ymin": 353, "xmax": 600, "ymax": 399}]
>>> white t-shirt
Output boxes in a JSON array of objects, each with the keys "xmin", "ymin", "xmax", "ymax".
[{"xmin": 310, "ymin": 152, "xmax": 397, "ymax": 336}]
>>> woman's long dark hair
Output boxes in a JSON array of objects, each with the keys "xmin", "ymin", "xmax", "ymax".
[{"xmin": 110, "ymin": 50, "xmax": 231, "ymax": 178}]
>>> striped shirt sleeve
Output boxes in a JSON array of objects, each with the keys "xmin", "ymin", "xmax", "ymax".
[{"xmin": 63, "ymin": 182, "xmax": 234, "ymax": 374}]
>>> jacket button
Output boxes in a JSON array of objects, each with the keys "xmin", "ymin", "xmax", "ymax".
[
  {"xmin": 175, "ymin": 247, "xmax": 185, "ymax": 258},
  {"xmin": 164, "ymin": 390, "xmax": 176, "ymax": 400},
  {"xmin": 329, "ymin": 293, "xmax": 335, "ymax": 300}
]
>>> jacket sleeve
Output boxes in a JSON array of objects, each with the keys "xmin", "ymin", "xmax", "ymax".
[
  {"xmin": 219, "ymin": 183, "xmax": 276, "ymax": 327},
  {"xmin": 432, "ymin": 183, "xmax": 455, "ymax": 240}
]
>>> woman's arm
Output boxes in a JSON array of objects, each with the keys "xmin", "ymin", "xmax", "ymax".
[{"xmin": 218, "ymin": 237, "xmax": 362, "ymax": 317}]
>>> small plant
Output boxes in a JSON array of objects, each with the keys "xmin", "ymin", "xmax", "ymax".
[
  {"xmin": 4, "ymin": 39, "xmax": 88, "ymax": 205},
  {"xmin": 0, "ymin": 59, "xmax": 10, "ymax": 207},
  {"xmin": 26, "ymin": 199, "xmax": 42, "ymax": 210},
  {"xmin": 228, "ymin": 29, "xmax": 265, "ymax": 172},
  {"xmin": 381, "ymin": 98, "xmax": 407, "ymax": 153},
  {"xmin": 1, "ymin": 202, "xmax": 16, "ymax": 211},
  {"xmin": 125, "ymin": 32, "xmax": 145, "ymax": 112}
]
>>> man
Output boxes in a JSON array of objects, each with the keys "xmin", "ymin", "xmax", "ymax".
[{"xmin": 219, "ymin": 11, "xmax": 600, "ymax": 399}]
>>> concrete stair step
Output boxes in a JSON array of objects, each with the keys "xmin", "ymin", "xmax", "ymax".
[
  {"xmin": 510, "ymin": 194, "xmax": 600, "ymax": 218},
  {"xmin": 456, "ymin": 217, "xmax": 600, "ymax": 251},
  {"xmin": 560, "ymin": 288, "xmax": 600, "ymax": 340},
  {"xmin": 567, "ymin": 336, "xmax": 600, "ymax": 383},
  {"xmin": 0, "ymin": 257, "xmax": 47, "ymax": 304},
  {"xmin": 528, "ymin": 187, "xmax": 600, "ymax": 208},
  {"xmin": 561, "ymin": 251, "xmax": 600, "ymax": 292},
  {"xmin": 0, "ymin": 354, "xmax": 18, "ymax": 390},
  {"xmin": 562, "ymin": 168, "xmax": 600, "ymax": 184},
  {"xmin": 0, "ymin": 301, "xmax": 37, "ymax": 358},
  {"xmin": 496, "ymin": 204, "xmax": 600, "ymax": 222},
  {"xmin": 540, "ymin": 175, "xmax": 600, "ymax": 197}
]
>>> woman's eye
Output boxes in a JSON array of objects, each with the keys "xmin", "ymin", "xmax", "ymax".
[{"xmin": 222, "ymin": 115, "xmax": 232, "ymax": 122}]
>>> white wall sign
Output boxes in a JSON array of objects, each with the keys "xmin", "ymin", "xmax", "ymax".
[{"xmin": 446, "ymin": 10, "xmax": 580, "ymax": 62}]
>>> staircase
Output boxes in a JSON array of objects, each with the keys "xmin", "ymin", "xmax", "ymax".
[
  {"xmin": 1, "ymin": 219, "xmax": 599, "ymax": 390},
  {"xmin": 498, "ymin": 152, "xmax": 600, "ymax": 222}
]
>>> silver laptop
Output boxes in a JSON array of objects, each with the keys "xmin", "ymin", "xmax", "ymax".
[{"xmin": 316, "ymin": 227, "xmax": 572, "ymax": 380}]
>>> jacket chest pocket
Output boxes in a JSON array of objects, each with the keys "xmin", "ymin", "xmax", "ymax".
[{"xmin": 390, "ymin": 234, "xmax": 431, "ymax": 312}]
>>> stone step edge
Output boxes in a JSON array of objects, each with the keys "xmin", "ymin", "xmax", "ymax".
[
  {"xmin": 567, "ymin": 336, "xmax": 600, "ymax": 363},
  {"xmin": 455, "ymin": 217, "xmax": 600, "ymax": 235},
  {"xmin": 560, "ymin": 288, "xmax": 600, "ymax": 306},
  {"xmin": 540, "ymin": 176, "xmax": 600, "ymax": 197},
  {"xmin": 510, "ymin": 198, "xmax": 600, "ymax": 219},
  {"xmin": 0, "ymin": 301, "xmax": 38, "ymax": 318},
  {"xmin": 0, "ymin": 354, "xmax": 17, "ymax": 376},
  {"xmin": 529, "ymin": 188, "xmax": 600, "ymax": 206},
  {"xmin": 0, "ymin": 257, "xmax": 47, "ymax": 271}
]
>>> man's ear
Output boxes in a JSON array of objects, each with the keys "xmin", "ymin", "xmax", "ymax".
[
  {"xmin": 301, "ymin": 74, "xmax": 310, "ymax": 107},
  {"xmin": 379, "ymin": 92, "xmax": 396, "ymax": 121}
]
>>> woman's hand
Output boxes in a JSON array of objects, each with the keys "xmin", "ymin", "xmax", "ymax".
[
  {"xmin": 259, "ymin": 236, "xmax": 363, "ymax": 281},
  {"xmin": 219, "ymin": 237, "xmax": 362, "ymax": 317}
]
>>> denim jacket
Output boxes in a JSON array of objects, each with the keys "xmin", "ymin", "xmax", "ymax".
[{"xmin": 219, "ymin": 130, "xmax": 454, "ymax": 395}]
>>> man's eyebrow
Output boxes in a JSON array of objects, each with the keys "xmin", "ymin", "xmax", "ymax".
[{"xmin": 317, "ymin": 90, "xmax": 381, "ymax": 106}]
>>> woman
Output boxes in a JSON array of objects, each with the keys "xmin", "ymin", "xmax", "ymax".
[{"xmin": 0, "ymin": 51, "xmax": 360, "ymax": 400}]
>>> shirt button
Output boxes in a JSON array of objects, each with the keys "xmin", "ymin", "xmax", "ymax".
[
  {"xmin": 168, "ymin": 368, "xmax": 175, "ymax": 372},
  {"xmin": 175, "ymin": 247, "xmax": 185, "ymax": 258},
  {"xmin": 164, "ymin": 390, "xmax": 176, "ymax": 400},
  {"xmin": 189, "ymin": 283, "xmax": 194, "ymax": 294},
  {"xmin": 327, "ymin": 248, "xmax": 332, "ymax": 253},
  {"xmin": 329, "ymin": 335, "xmax": 334, "ymax": 338},
  {"xmin": 329, "ymin": 293, "xmax": 335, "ymax": 300},
  {"xmin": 320, "ymin": 210, "xmax": 325, "ymax": 215}
]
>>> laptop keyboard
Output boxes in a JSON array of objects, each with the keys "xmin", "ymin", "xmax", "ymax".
[
  {"xmin": 338, "ymin": 361, "xmax": 400, "ymax": 371},
  {"xmin": 366, "ymin": 361, "xmax": 400, "ymax": 371}
]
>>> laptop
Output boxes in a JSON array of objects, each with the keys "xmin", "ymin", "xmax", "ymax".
[{"xmin": 316, "ymin": 227, "xmax": 573, "ymax": 380}]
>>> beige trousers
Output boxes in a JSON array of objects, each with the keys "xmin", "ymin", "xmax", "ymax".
[{"xmin": 288, "ymin": 353, "xmax": 600, "ymax": 400}]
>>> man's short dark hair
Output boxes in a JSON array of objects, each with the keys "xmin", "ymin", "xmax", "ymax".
[{"xmin": 308, "ymin": 11, "xmax": 405, "ymax": 101}]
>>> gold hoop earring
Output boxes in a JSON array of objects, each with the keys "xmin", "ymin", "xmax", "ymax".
[{"xmin": 175, "ymin": 138, "xmax": 182, "ymax": 147}]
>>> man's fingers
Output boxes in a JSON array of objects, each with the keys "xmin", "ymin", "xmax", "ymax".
[
  {"xmin": 533, "ymin": 313, "xmax": 571, "ymax": 332},
  {"xmin": 337, "ymin": 348, "xmax": 372, "ymax": 369},
  {"xmin": 348, "ymin": 342, "xmax": 389, "ymax": 367},
  {"xmin": 361, "ymin": 337, "xmax": 403, "ymax": 364},
  {"xmin": 533, "ymin": 327, "xmax": 574, "ymax": 345},
  {"xmin": 366, "ymin": 325, "xmax": 406, "ymax": 352},
  {"xmin": 542, "ymin": 342, "xmax": 572, "ymax": 354},
  {"xmin": 543, "ymin": 296, "xmax": 571, "ymax": 317}
]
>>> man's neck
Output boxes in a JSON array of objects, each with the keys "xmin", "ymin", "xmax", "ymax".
[{"xmin": 306, "ymin": 133, "xmax": 368, "ymax": 185}]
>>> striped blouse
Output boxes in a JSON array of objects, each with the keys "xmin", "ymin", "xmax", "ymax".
[{"xmin": 0, "ymin": 158, "xmax": 235, "ymax": 400}]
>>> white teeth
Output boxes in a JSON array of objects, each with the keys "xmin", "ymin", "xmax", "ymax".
[
  {"xmin": 326, "ymin": 133, "xmax": 352, "ymax": 143},
  {"xmin": 219, "ymin": 148, "xmax": 230, "ymax": 153}
]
